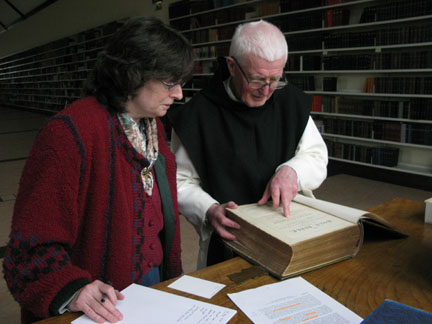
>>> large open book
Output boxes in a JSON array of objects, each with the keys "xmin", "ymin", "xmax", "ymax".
[{"xmin": 224, "ymin": 194, "xmax": 405, "ymax": 279}]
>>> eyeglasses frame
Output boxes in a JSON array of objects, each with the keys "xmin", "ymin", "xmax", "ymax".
[{"xmin": 231, "ymin": 56, "xmax": 287, "ymax": 90}]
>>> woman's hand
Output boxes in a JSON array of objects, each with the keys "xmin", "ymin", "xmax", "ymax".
[{"xmin": 68, "ymin": 280, "xmax": 124, "ymax": 323}]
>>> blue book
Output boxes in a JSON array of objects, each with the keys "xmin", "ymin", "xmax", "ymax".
[{"xmin": 361, "ymin": 300, "xmax": 432, "ymax": 324}]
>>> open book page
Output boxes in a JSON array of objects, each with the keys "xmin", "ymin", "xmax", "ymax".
[
  {"xmin": 294, "ymin": 194, "xmax": 367, "ymax": 224},
  {"xmin": 227, "ymin": 202, "xmax": 354, "ymax": 245},
  {"xmin": 228, "ymin": 277, "xmax": 362, "ymax": 324},
  {"xmin": 293, "ymin": 195, "xmax": 403, "ymax": 234}
]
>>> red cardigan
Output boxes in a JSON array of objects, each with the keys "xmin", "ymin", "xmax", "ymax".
[{"xmin": 3, "ymin": 97, "xmax": 182, "ymax": 321}]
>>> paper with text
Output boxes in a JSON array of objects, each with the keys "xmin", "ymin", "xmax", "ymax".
[
  {"xmin": 228, "ymin": 277, "xmax": 362, "ymax": 324},
  {"xmin": 168, "ymin": 275, "xmax": 225, "ymax": 299},
  {"xmin": 72, "ymin": 283, "xmax": 236, "ymax": 324}
]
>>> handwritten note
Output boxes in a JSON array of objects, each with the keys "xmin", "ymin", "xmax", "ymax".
[{"xmin": 72, "ymin": 283, "xmax": 236, "ymax": 324}]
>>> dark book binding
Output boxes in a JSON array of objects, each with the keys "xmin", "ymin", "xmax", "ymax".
[{"xmin": 361, "ymin": 300, "xmax": 432, "ymax": 324}]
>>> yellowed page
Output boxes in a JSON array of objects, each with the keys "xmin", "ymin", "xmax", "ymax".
[
  {"xmin": 293, "ymin": 194, "xmax": 368, "ymax": 224},
  {"xmin": 227, "ymin": 202, "xmax": 353, "ymax": 245}
]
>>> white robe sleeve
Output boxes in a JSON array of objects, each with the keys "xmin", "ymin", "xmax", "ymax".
[
  {"xmin": 170, "ymin": 130, "xmax": 216, "ymax": 269},
  {"xmin": 276, "ymin": 116, "xmax": 328, "ymax": 197}
]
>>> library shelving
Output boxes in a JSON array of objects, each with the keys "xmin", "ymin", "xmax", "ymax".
[
  {"xmin": 0, "ymin": 20, "xmax": 123, "ymax": 114},
  {"xmin": 168, "ymin": 0, "xmax": 432, "ymax": 183}
]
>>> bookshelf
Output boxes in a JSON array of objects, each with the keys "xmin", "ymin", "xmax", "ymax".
[
  {"xmin": 0, "ymin": 20, "xmax": 123, "ymax": 114},
  {"xmin": 168, "ymin": 0, "xmax": 432, "ymax": 183}
]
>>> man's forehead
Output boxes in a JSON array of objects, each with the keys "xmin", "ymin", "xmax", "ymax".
[{"xmin": 242, "ymin": 57, "xmax": 285, "ymax": 78}]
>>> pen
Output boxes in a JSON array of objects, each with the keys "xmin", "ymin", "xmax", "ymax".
[{"xmin": 101, "ymin": 281, "xmax": 113, "ymax": 303}]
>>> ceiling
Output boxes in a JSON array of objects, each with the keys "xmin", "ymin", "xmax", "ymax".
[{"xmin": 0, "ymin": 0, "xmax": 59, "ymax": 33}]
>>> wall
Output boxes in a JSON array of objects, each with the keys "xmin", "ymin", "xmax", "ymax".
[{"xmin": 0, "ymin": 0, "xmax": 176, "ymax": 58}]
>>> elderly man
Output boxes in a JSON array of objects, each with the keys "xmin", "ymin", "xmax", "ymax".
[{"xmin": 168, "ymin": 20, "xmax": 328, "ymax": 268}]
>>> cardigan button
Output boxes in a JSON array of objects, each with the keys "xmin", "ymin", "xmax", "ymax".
[
  {"xmin": 149, "ymin": 220, "xmax": 155, "ymax": 227},
  {"xmin": 148, "ymin": 262, "xmax": 154, "ymax": 268},
  {"xmin": 149, "ymin": 243, "xmax": 155, "ymax": 250}
]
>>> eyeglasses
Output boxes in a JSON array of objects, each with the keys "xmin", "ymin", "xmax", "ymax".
[
  {"xmin": 160, "ymin": 80, "xmax": 186, "ymax": 90},
  {"xmin": 231, "ymin": 56, "xmax": 287, "ymax": 90}
]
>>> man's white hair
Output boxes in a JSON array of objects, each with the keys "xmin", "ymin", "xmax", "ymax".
[{"xmin": 229, "ymin": 20, "xmax": 288, "ymax": 64}]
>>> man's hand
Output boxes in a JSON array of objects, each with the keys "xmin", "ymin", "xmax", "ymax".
[
  {"xmin": 257, "ymin": 165, "xmax": 298, "ymax": 217},
  {"xmin": 68, "ymin": 280, "xmax": 124, "ymax": 323},
  {"xmin": 206, "ymin": 201, "xmax": 240, "ymax": 240}
]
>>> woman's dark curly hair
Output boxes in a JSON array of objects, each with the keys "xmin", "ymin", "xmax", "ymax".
[{"xmin": 84, "ymin": 16, "xmax": 194, "ymax": 113}]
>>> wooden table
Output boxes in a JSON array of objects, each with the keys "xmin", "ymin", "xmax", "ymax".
[{"xmin": 35, "ymin": 198, "xmax": 432, "ymax": 323}]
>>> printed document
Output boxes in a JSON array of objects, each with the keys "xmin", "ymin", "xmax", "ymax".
[
  {"xmin": 228, "ymin": 277, "xmax": 362, "ymax": 324},
  {"xmin": 72, "ymin": 283, "xmax": 236, "ymax": 324}
]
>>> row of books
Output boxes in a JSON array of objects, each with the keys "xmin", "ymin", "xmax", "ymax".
[
  {"xmin": 170, "ymin": 5, "xmax": 253, "ymax": 31},
  {"xmin": 319, "ymin": 117, "xmax": 432, "ymax": 146},
  {"xmin": 273, "ymin": 12, "xmax": 323, "ymax": 33},
  {"xmin": 376, "ymin": 51, "xmax": 432, "ymax": 70},
  {"xmin": 1, "ymin": 59, "xmax": 96, "ymax": 79},
  {"xmin": 1, "ymin": 80, "xmax": 85, "ymax": 89},
  {"xmin": 325, "ymin": 8, "xmax": 350, "ymax": 27},
  {"xmin": 375, "ymin": 77, "xmax": 432, "ymax": 95},
  {"xmin": 1, "ymin": 70, "xmax": 89, "ymax": 83},
  {"xmin": 375, "ymin": 25, "xmax": 432, "ymax": 46},
  {"xmin": 318, "ymin": 96, "xmax": 432, "ymax": 121},
  {"xmin": 168, "ymin": 0, "xmax": 246, "ymax": 19},
  {"xmin": 0, "ymin": 43, "xmax": 101, "ymax": 73},
  {"xmin": 194, "ymin": 44, "xmax": 230, "ymax": 58},
  {"xmin": 5, "ymin": 93, "xmax": 80, "ymax": 104},
  {"xmin": 2, "ymin": 99, "xmax": 68, "ymax": 112},
  {"xmin": 360, "ymin": 0, "xmax": 432, "ymax": 23},
  {"xmin": 0, "ymin": 21, "xmax": 121, "ymax": 68},
  {"xmin": 290, "ymin": 23, "xmax": 432, "ymax": 50},
  {"xmin": 288, "ymin": 75, "xmax": 432, "ymax": 96},
  {"xmin": 169, "ymin": 0, "xmax": 359, "ymax": 20},
  {"xmin": 322, "ymin": 55, "xmax": 373, "ymax": 70},
  {"xmin": 280, "ymin": 0, "xmax": 323, "ymax": 12},
  {"xmin": 287, "ymin": 50, "xmax": 432, "ymax": 71},
  {"xmin": 173, "ymin": 10, "xmax": 431, "ymax": 48},
  {"xmin": 288, "ymin": 23, "xmax": 432, "ymax": 51},
  {"xmin": 0, "ymin": 88, "xmax": 83, "ymax": 97},
  {"xmin": 288, "ymin": 76, "xmax": 316, "ymax": 91},
  {"xmin": 325, "ymin": 139, "xmax": 400, "ymax": 167}
]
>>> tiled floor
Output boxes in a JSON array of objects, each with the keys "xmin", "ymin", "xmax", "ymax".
[{"xmin": 1, "ymin": 106, "xmax": 431, "ymax": 323}]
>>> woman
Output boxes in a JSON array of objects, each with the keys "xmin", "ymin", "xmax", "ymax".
[{"xmin": 3, "ymin": 17, "xmax": 194, "ymax": 324}]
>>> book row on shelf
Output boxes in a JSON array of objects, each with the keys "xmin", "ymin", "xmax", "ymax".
[
  {"xmin": 313, "ymin": 96, "xmax": 432, "ymax": 120},
  {"xmin": 288, "ymin": 75, "xmax": 432, "ymax": 95},
  {"xmin": 193, "ymin": 44, "xmax": 229, "ymax": 59},
  {"xmin": 289, "ymin": 24, "xmax": 432, "ymax": 52},
  {"xmin": 287, "ymin": 51, "xmax": 432, "ymax": 71},
  {"xmin": 360, "ymin": 0, "xmax": 432, "ymax": 22},
  {"xmin": 1, "ymin": 88, "xmax": 82, "ymax": 98},
  {"xmin": 176, "ymin": 23, "xmax": 432, "ymax": 53},
  {"xmin": 0, "ymin": 21, "xmax": 121, "ymax": 68},
  {"xmin": 170, "ymin": 0, "xmax": 432, "ymax": 42},
  {"xmin": 0, "ymin": 52, "xmax": 99, "ymax": 77},
  {"xmin": 324, "ymin": 138, "xmax": 401, "ymax": 167},
  {"xmin": 0, "ymin": 42, "xmax": 104, "ymax": 74},
  {"xmin": 170, "ymin": 0, "xmax": 432, "ymax": 27},
  {"xmin": 0, "ymin": 20, "xmax": 125, "ymax": 113},
  {"xmin": 1, "ymin": 70, "xmax": 89, "ymax": 83},
  {"xmin": 314, "ymin": 117, "xmax": 432, "ymax": 146}
]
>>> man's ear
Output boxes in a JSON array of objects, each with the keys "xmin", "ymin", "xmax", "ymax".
[{"xmin": 225, "ymin": 56, "xmax": 236, "ymax": 76}]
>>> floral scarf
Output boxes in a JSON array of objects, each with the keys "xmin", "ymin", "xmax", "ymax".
[{"xmin": 118, "ymin": 113, "xmax": 158, "ymax": 196}]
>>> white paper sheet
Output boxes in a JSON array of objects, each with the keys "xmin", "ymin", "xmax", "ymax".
[
  {"xmin": 72, "ymin": 283, "xmax": 236, "ymax": 324},
  {"xmin": 168, "ymin": 275, "xmax": 225, "ymax": 299},
  {"xmin": 228, "ymin": 277, "xmax": 362, "ymax": 324}
]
